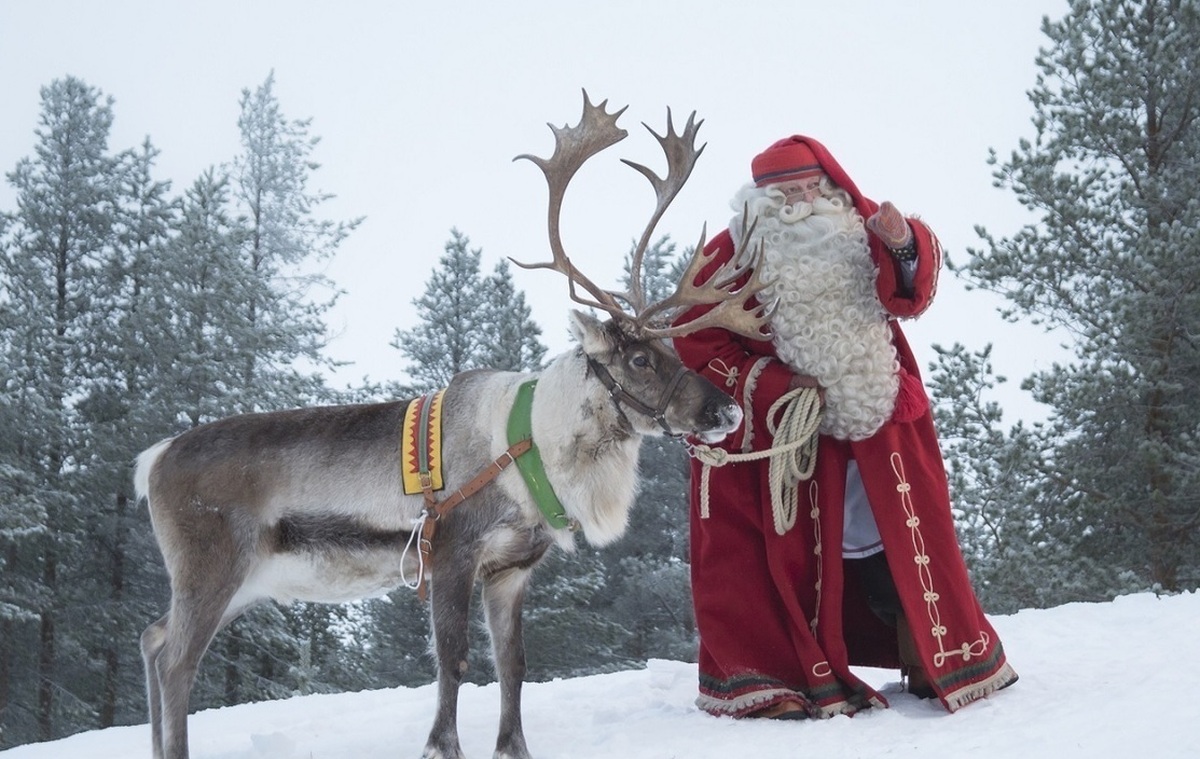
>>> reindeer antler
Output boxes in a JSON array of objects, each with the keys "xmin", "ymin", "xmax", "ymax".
[
  {"xmin": 512, "ymin": 91, "xmax": 629, "ymax": 315},
  {"xmin": 637, "ymin": 214, "xmax": 776, "ymax": 340},
  {"xmin": 617, "ymin": 109, "xmax": 704, "ymax": 314},
  {"xmin": 514, "ymin": 90, "xmax": 774, "ymax": 341}
]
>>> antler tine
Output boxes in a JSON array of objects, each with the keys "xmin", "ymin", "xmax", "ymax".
[
  {"xmin": 638, "ymin": 214, "xmax": 776, "ymax": 342},
  {"xmin": 618, "ymin": 109, "xmax": 706, "ymax": 313},
  {"xmin": 512, "ymin": 89, "xmax": 630, "ymax": 317}
]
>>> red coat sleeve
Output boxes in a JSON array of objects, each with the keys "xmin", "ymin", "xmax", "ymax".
[{"xmin": 871, "ymin": 217, "xmax": 942, "ymax": 319}]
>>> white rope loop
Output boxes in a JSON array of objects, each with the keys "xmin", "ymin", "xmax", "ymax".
[
  {"xmin": 400, "ymin": 512, "xmax": 429, "ymax": 591},
  {"xmin": 689, "ymin": 386, "xmax": 822, "ymax": 535}
]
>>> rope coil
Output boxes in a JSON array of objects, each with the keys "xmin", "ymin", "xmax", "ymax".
[{"xmin": 690, "ymin": 386, "xmax": 823, "ymax": 535}]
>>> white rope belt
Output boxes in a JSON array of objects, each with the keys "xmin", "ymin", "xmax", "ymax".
[{"xmin": 689, "ymin": 386, "xmax": 823, "ymax": 535}]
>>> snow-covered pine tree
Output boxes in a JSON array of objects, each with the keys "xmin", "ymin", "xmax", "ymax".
[
  {"xmin": 480, "ymin": 258, "xmax": 547, "ymax": 372},
  {"xmin": 228, "ymin": 71, "xmax": 359, "ymax": 412},
  {"xmin": 959, "ymin": 0, "xmax": 1200, "ymax": 594},
  {"xmin": 157, "ymin": 169, "xmax": 256, "ymax": 427},
  {"xmin": 619, "ymin": 233, "xmax": 686, "ymax": 315},
  {"xmin": 0, "ymin": 254, "xmax": 44, "ymax": 748},
  {"xmin": 0, "ymin": 72, "xmax": 364, "ymax": 744},
  {"xmin": 391, "ymin": 228, "xmax": 489, "ymax": 393},
  {"xmin": 0, "ymin": 76, "xmax": 123, "ymax": 744},
  {"xmin": 73, "ymin": 138, "xmax": 180, "ymax": 730},
  {"xmin": 926, "ymin": 344, "xmax": 1092, "ymax": 613}
]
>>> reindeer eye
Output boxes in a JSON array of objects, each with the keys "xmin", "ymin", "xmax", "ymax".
[{"xmin": 631, "ymin": 353, "xmax": 651, "ymax": 369}]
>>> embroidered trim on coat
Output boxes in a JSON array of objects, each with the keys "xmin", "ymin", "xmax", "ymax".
[
  {"xmin": 808, "ymin": 479, "xmax": 823, "ymax": 636},
  {"xmin": 890, "ymin": 451, "xmax": 992, "ymax": 668},
  {"xmin": 706, "ymin": 358, "xmax": 739, "ymax": 388},
  {"xmin": 741, "ymin": 357, "xmax": 772, "ymax": 452}
]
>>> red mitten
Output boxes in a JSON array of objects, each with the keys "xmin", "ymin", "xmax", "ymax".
[{"xmin": 865, "ymin": 201, "xmax": 913, "ymax": 249}]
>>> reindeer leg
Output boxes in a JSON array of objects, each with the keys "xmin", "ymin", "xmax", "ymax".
[
  {"xmin": 154, "ymin": 573, "xmax": 249, "ymax": 759},
  {"xmin": 141, "ymin": 614, "xmax": 170, "ymax": 759},
  {"xmin": 481, "ymin": 568, "xmax": 534, "ymax": 759},
  {"xmin": 423, "ymin": 553, "xmax": 477, "ymax": 759}
]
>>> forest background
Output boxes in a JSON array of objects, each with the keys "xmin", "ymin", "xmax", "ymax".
[{"xmin": 2, "ymin": 0, "xmax": 1199, "ymax": 750}]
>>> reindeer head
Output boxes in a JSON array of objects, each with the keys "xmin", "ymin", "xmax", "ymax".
[{"xmin": 514, "ymin": 91, "xmax": 774, "ymax": 442}]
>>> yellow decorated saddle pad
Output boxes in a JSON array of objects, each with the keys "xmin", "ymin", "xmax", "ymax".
[{"xmin": 401, "ymin": 389, "xmax": 445, "ymax": 495}]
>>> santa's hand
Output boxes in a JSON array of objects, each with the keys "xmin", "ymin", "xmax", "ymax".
[
  {"xmin": 788, "ymin": 374, "xmax": 825, "ymax": 406},
  {"xmin": 866, "ymin": 201, "xmax": 913, "ymax": 249}
]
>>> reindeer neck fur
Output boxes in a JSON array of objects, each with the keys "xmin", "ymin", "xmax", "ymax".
[{"xmin": 530, "ymin": 346, "xmax": 642, "ymax": 548}]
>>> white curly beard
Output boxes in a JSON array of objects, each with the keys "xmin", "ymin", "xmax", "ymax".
[{"xmin": 731, "ymin": 184, "xmax": 899, "ymax": 440}]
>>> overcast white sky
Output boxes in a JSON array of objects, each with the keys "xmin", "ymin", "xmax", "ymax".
[{"xmin": 0, "ymin": 1, "xmax": 1070, "ymax": 420}]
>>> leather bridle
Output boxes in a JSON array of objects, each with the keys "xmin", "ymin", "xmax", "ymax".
[{"xmin": 585, "ymin": 355, "xmax": 690, "ymax": 438}]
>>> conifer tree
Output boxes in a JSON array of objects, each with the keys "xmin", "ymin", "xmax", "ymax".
[
  {"xmin": 480, "ymin": 259, "xmax": 547, "ymax": 372},
  {"xmin": 74, "ymin": 138, "xmax": 179, "ymax": 729},
  {"xmin": 620, "ymin": 234, "xmax": 687, "ymax": 315},
  {"xmin": 393, "ymin": 228, "xmax": 484, "ymax": 391},
  {"xmin": 356, "ymin": 592, "xmax": 439, "ymax": 688},
  {"xmin": 927, "ymin": 345, "xmax": 1089, "ymax": 613},
  {"xmin": 156, "ymin": 169, "xmax": 255, "ymax": 427},
  {"xmin": 228, "ymin": 71, "xmax": 358, "ymax": 412},
  {"xmin": 958, "ymin": 0, "xmax": 1200, "ymax": 594},
  {"xmin": 0, "ymin": 276, "xmax": 44, "ymax": 744},
  {"xmin": 392, "ymin": 228, "xmax": 551, "ymax": 392},
  {"xmin": 0, "ymin": 73, "xmax": 362, "ymax": 744},
  {"xmin": 0, "ymin": 76, "xmax": 122, "ymax": 743}
]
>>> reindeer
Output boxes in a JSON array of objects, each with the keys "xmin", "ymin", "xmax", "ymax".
[{"xmin": 135, "ymin": 91, "xmax": 772, "ymax": 759}]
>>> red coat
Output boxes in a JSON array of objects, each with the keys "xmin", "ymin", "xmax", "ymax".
[{"xmin": 674, "ymin": 135, "xmax": 1016, "ymax": 717}]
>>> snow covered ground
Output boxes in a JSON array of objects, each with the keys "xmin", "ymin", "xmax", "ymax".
[{"xmin": 3, "ymin": 591, "xmax": 1196, "ymax": 759}]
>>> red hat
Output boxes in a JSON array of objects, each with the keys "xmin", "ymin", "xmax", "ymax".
[{"xmin": 751, "ymin": 137, "xmax": 822, "ymax": 187}]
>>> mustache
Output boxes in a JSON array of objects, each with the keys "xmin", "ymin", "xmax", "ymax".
[{"xmin": 778, "ymin": 196, "xmax": 847, "ymax": 224}]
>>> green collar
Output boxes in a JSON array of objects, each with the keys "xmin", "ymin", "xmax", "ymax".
[{"xmin": 507, "ymin": 380, "xmax": 575, "ymax": 531}]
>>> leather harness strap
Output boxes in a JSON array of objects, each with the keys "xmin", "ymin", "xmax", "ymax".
[
  {"xmin": 408, "ymin": 360, "xmax": 685, "ymax": 600},
  {"xmin": 414, "ymin": 437, "xmax": 534, "ymax": 601},
  {"xmin": 586, "ymin": 356, "xmax": 689, "ymax": 438}
]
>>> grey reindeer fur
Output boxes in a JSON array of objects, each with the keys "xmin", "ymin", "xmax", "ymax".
[{"xmin": 136, "ymin": 311, "xmax": 743, "ymax": 759}]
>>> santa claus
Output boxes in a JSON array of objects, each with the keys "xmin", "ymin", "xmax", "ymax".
[{"xmin": 674, "ymin": 136, "xmax": 1017, "ymax": 720}]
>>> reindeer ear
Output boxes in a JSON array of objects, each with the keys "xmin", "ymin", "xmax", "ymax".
[{"xmin": 568, "ymin": 309, "xmax": 610, "ymax": 353}]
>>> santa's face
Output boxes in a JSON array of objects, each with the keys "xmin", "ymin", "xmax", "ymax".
[{"xmin": 773, "ymin": 174, "xmax": 825, "ymax": 206}]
